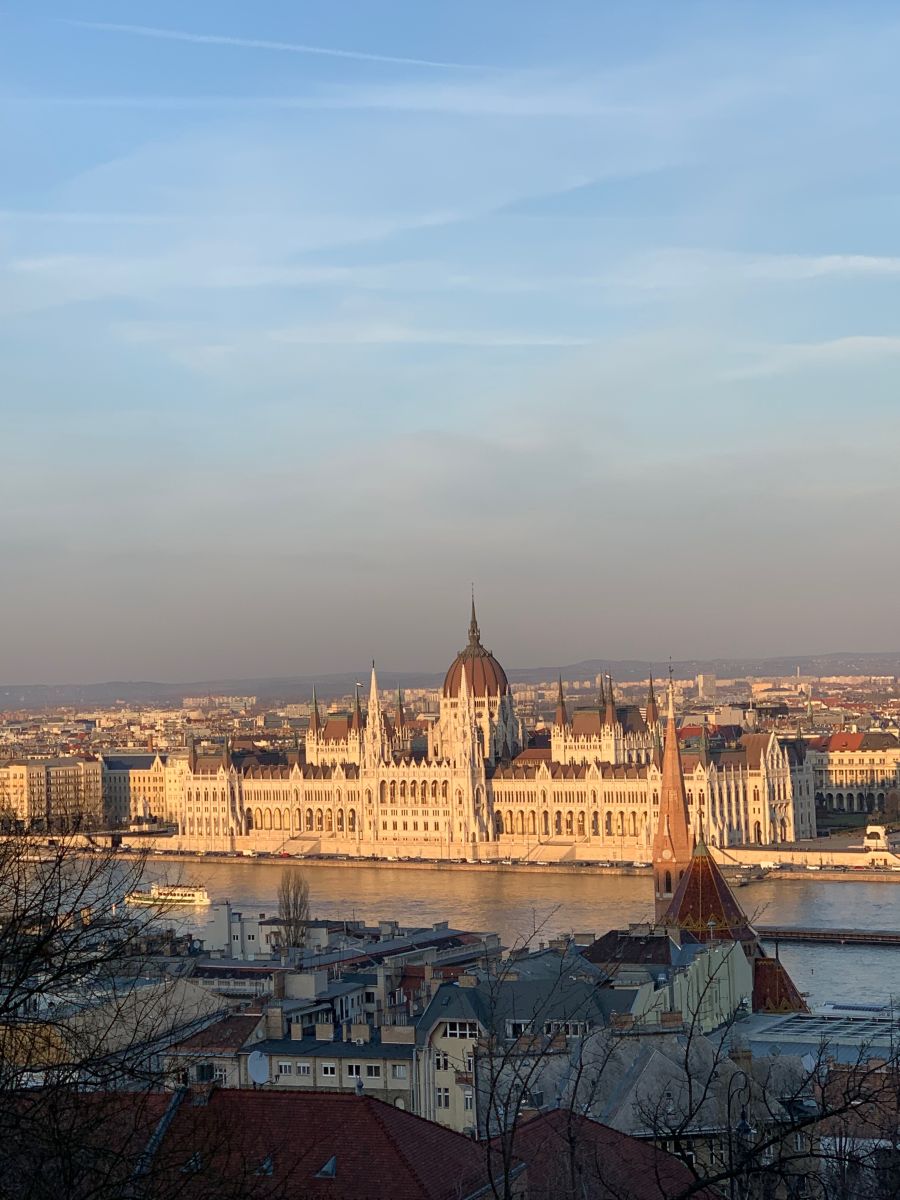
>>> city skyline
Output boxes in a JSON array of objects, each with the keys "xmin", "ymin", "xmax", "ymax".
[{"xmin": 4, "ymin": 2, "xmax": 900, "ymax": 680}]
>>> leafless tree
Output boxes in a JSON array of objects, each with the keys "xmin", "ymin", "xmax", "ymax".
[
  {"xmin": 275, "ymin": 866, "xmax": 309, "ymax": 949},
  {"xmin": 472, "ymin": 927, "xmax": 900, "ymax": 1200}
]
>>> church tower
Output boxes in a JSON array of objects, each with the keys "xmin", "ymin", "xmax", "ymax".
[{"xmin": 652, "ymin": 679, "xmax": 695, "ymax": 922}]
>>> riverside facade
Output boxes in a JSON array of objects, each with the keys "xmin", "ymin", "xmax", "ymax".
[{"xmin": 156, "ymin": 605, "xmax": 815, "ymax": 860}]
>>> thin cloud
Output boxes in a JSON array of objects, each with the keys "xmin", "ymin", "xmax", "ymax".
[
  {"xmin": 724, "ymin": 335, "xmax": 900, "ymax": 379},
  {"xmin": 269, "ymin": 323, "xmax": 592, "ymax": 347},
  {"xmin": 63, "ymin": 19, "xmax": 487, "ymax": 71}
]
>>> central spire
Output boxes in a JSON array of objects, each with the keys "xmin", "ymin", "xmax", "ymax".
[{"xmin": 468, "ymin": 590, "xmax": 481, "ymax": 647}]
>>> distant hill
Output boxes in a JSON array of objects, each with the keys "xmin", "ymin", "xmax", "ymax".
[{"xmin": 1, "ymin": 650, "xmax": 898, "ymax": 711}]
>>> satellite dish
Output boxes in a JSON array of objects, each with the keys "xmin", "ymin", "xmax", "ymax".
[{"xmin": 247, "ymin": 1051, "xmax": 269, "ymax": 1086}]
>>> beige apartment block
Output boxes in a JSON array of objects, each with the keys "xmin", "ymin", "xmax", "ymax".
[{"xmin": 0, "ymin": 757, "xmax": 102, "ymax": 830}]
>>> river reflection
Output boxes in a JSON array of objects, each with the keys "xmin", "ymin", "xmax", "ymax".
[{"xmin": 143, "ymin": 858, "xmax": 900, "ymax": 1008}]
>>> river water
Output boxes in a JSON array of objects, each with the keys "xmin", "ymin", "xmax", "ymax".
[{"xmin": 146, "ymin": 859, "xmax": 900, "ymax": 1009}]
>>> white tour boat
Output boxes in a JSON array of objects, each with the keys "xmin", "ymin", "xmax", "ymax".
[{"xmin": 125, "ymin": 883, "xmax": 211, "ymax": 906}]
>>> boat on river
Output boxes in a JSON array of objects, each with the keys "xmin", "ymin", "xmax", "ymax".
[{"xmin": 125, "ymin": 883, "xmax": 210, "ymax": 906}]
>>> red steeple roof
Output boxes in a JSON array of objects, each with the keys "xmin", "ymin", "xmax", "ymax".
[
  {"xmin": 753, "ymin": 955, "xmax": 809, "ymax": 1013},
  {"xmin": 660, "ymin": 840, "xmax": 756, "ymax": 947},
  {"xmin": 651, "ymin": 682, "xmax": 694, "ymax": 921}
]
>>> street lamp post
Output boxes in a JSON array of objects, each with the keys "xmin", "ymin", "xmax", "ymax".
[{"xmin": 727, "ymin": 1071, "xmax": 754, "ymax": 1200}]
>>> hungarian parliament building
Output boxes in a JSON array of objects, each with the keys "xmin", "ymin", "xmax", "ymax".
[{"xmin": 134, "ymin": 605, "xmax": 816, "ymax": 861}]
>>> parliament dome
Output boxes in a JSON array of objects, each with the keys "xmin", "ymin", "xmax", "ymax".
[{"xmin": 443, "ymin": 602, "xmax": 509, "ymax": 699}]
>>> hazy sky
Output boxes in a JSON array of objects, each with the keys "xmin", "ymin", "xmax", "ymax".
[{"xmin": 3, "ymin": 2, "xmax": 900, "ymax": 683}]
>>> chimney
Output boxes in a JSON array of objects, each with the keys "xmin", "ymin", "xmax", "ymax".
[{"xmin": 315, "ymin": 1021, "xmax": 335, "ymax": 1042}]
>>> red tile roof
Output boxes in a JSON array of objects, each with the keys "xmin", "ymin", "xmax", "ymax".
[
  {"xmin": 503, "ymin": 1109, "xmax": 717, "ymax": 1200},
  {"xmin": 170, "ymin": 1014, "xmax": 261, "ymax": 1054},
  {"xmin": 160, "ymin": 1090, "xmax": 512, "ymax": 1199}
]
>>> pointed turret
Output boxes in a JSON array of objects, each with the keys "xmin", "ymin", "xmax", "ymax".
[
  {"xmin": 396, "ymin": 686, "xmax": 405, "ymax": 730},
  {"xmin": 652, "ymin": 680, "xmax": 695, "ymax": 922},
  {"xmin": 350, "ymin": 685, "xmax": 363, "ymax": 733},
  {"xmin": 554, "ymin": 675, "xmax": 569, "ymax": 729},
  {"xmin": 309, "ymin": 687, "xmax": 321, "ymax": 736},
  {"xmin": 645, "ymin": 675, "xmax": 659, "ymax": 726},
  {"xmin": 597, "ymin": 673, "xmax": 606, "ymax": 713},
  {"xmin": 604, "ymin": 674, "xmax": 618, "ymax": 728},
  {"xmin": 368, "ymin": 662, "xmax": 380, "ymax": 713},
  {"xmin": 365, "ymin": 661, "xmax": 385, "ymax": 765},
  {"xmin": 698, "ymin": 720, "xmax": 711, "ymax": 767}
]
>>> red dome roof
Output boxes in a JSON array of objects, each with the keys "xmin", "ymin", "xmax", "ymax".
[{"xmin": 443, "ymin": 603, "xmax": 509, "ymax": 699}]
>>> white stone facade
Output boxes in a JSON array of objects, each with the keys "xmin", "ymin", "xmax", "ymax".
[{"xmin": 151, "ymin": 611, "xmax": 813, "ymax": 859}]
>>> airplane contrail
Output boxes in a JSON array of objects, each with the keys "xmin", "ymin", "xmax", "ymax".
[{"xmin": 64, "ymin": 20, "xmax": 487, "ymax": 71}]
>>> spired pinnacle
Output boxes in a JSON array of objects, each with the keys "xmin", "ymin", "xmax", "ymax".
[
  {"xmin": 555, "ymin": 675, "xmax": 569, "ymax": 728},
  {"xmin": 468, "ymin": 591, "xmax": 481, "ymax": 647}
]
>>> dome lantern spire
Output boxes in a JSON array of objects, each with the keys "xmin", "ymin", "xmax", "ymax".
[{"xmin": 468, "ymin": 588, "xmax": 481, "ymax": 647}]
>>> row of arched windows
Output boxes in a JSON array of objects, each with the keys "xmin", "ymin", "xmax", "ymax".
[{"xmin": 244, "ymin": 807, "xmax": 358, "ymax": 835}]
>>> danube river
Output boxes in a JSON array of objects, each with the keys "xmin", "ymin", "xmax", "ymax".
[{"xmin": 146, "ymin": 859, "xmax": 900, "ymax": 1009}]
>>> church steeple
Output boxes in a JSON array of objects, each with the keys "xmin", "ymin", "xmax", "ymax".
[
  {"xmin": 554, "ymin": 675, "xmax": 569, "ymax": 729},
  {"xmin": 396, "ymin": 686, "xmax": 405, "ymax": 730},
  {"xmin": 309, "ymin": 687, "xmax": 321, "ymax": 736},
  {"xmin": 652, "ymin": 678, "xmax": 695, "ymax": 922}
]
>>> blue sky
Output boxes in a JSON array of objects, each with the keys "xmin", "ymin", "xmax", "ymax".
[{"xmin": 3, "ymin": 2, "xmax": 900, "ymax": 682}]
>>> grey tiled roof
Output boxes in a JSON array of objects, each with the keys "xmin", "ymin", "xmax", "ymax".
[{"xmin": 251, "ymin": 1036, "xmax": 415, "ymax": 1060}]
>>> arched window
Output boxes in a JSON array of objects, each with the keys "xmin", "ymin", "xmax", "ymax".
[
  {"xmin": 515, "ymin": 811, "xmax": 524, "ymax": 835},
  {"xmin": 554, "ymin": 811, "xmax": 562, "ymax": 835},
  {"xmin": 324, "ymin": 809, "xmax": 332, "ymax": 832},
  {"xmin": 565, "ymin": 812, "xmax": 574, "ymax": 836},
  {"xmin": 616, "ymin": 812, "xmax": 624, "ymax": 835},
  {"xmin": 753, "ymin": 820, "xmax": 762, "ymax": 844},
  {"xmin": 629, "ymin": 811, "xmax": 637, "ymax": 837},
  {"xmin": 410, "ymin": 781, "xmax": 417, "ymax": 801},
  {"xmin": 591, "ymin": 812, "xmax": 599, "ymax": 836},
  {"xmin": 348, "ymin": 809, "xmax": 357, "ymax": 833},
  {"xmin": 379, "ymin": 781, "xmax": 387, "ymax": 804},
  {"xmin": 245, "ymin": 808, "xmax": 254, "ymax": 831},
  {"xmin": 664, "ymin": 870, "xmax": 672, "ymax": 894},
  {"xmin": 336, "ymin": 809, "xmax": 344, "ymax": 832},
  {"xmin": 577, "ymin": 812, "xmax": 586, "ymax": 836},
  {"xmin": 305, "ymin": 808, "xmax": 314, "ymax": 831},
  {"xmin": 273, "ymin": 809, "xmax": 282, "ymax": 831},
  {"xmin": 432, "ymin": 781, "xmax": 438, "ymax": 800},
  {"xmin": 294, "ymin": 808, "xmax": 301, "ymax": 831},
  {"xmin": 528, "ymin": 811, "xmax": 537, "ymax": 836},
  {"xmin": 264, "ymin": 809, "xmax": 272, "ymax": 830},
  {"xmin": 315, "ymin": 809, "xmax": 324, "ymax": 831},
  {"xmin": 495, "ymin": 812, "xmax": 503, "ymax": 836},
  {"xmin": 441, "ymin": 781, "xmax": 448, "ymax": 800},
  {"xmin": 542, "ymin": 811, "xmax": 549, "ymax": 836},
  {"xmin": 390, "ymin": 781, "xmax": 396, "ymax": 802},
  {"xmin": 254, "ymin": 807, "xmax": 263, "ymax": 830},
  {"xmin": 400, "ymin": 781, "xmax": 406, "ymax": 801}
]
